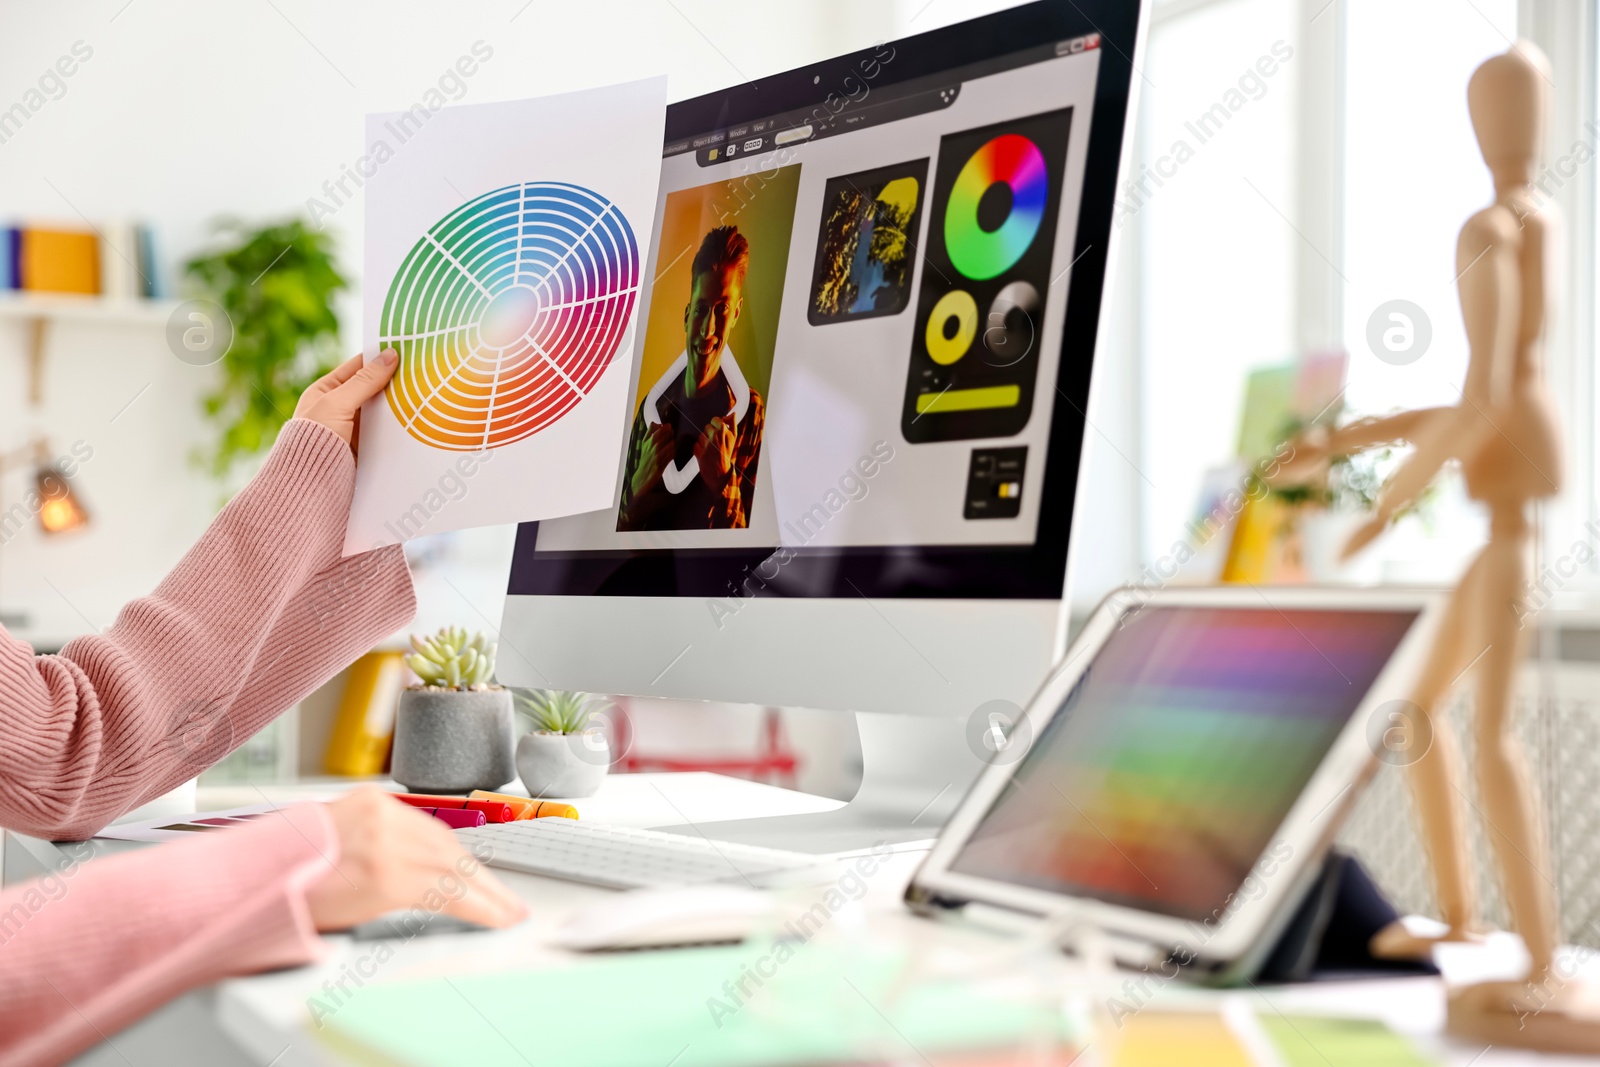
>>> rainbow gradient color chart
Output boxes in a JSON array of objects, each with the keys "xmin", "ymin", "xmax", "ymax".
[
  {"xmin": 382, "ymin": 182, "xmax": 640, "ymax": 452},
  {"xmin": 944, "ymin": 133, "xmax": 1048, "ymax": 281},
  {"xmin": 951, "ymin": 606, "xmax": 1418, "ymax": 920}
]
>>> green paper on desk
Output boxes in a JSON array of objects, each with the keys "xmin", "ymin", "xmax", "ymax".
[
  {"xmin": 1260, "ymin": 1015, "xmax": 1436, "ymax": 1067},
  {"xmin": 315, "ymin": 943, "xmax": 1080, "ymax": 1067}
]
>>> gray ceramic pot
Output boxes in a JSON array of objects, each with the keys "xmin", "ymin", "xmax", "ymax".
[
  {"xmin": 516, "ymin": 730, "xmax": 609, "ymax": 798},
  {"xmin": 391, "ymin": 687, "xmax": 516, "ymax": 793}
]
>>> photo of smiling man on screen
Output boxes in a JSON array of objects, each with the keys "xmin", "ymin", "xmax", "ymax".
[{"xmin": 617, "ymin": 225, "xmax": 767, "ymax": 531}]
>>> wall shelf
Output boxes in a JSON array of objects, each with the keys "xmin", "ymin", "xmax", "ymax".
[
  {"xmin": 0, "ymin": 292, "xmax": 179, "ymax": 326},
  {"xmin": 0, "ymin": 293, "xmax": 182, "ymax": 404}
]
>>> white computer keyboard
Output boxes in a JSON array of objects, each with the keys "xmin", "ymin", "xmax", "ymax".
[{"xmin": 457, "ymin": 818, "xmax": 833, "ymax": 889}]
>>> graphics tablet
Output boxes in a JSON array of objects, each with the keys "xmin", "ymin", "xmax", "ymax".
[{"xmin": 906, "ymin": 585, "xmax": 1443, "ymax": 981}]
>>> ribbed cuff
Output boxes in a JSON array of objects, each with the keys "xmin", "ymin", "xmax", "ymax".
[
  {"xmin": 246, "ymin": 418, "xmax": 356, "ymax": 536},
  {"xmin": 226, "ymin": 803, "xmax": 341, "ymax": 972}
]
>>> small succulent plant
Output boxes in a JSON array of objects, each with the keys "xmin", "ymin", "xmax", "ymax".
[
  {"xmin": 516, "ymin": 690, "xmax": 612, "ymax": 735},
  {"xmin": 404, "ymin": 626, "xmax": 498, "ymax": 690}
]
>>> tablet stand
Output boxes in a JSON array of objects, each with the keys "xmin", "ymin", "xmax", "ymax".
[{"xmin": 1255, "ymin": 851, "xmax": 1438, "ymax": 984}]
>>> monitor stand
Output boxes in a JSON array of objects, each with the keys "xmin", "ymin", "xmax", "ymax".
[{"xmin": 651, "ymin": 711, "xmax": 985, "ymax": 855}]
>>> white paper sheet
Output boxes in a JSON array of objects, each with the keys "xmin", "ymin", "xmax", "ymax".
[{"xmin": 344, "ymin": 77, "xmax": 667, "ymax": 555}]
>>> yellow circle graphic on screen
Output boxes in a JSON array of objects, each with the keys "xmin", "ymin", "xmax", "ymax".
[{"xmin": 925, "ymin": 289, "xmax": 978, "ymax": 365}]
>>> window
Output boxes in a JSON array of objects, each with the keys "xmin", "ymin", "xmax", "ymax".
[
  {"xmin": 1133, "ymin": 0, "xmax": 1546, "ymax": 586},
  {"xmin": 901, "ymin": 0, "xmax": 1600, "ymax": 598},
  {"xmin": 1339, "ymin": 0, "xmax": 1519, "ymax": 580},
  {"xmin": 1136, "ymin": 0, "xmax": 1298, "ymax": 563}
]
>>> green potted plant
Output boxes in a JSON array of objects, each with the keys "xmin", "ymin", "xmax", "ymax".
[
  {"xmin": 392, "ymin": 627, "xmax": 515, "ymax": 793},
  {"xmin": 1265, "ymin": 414, "xmax": 1438, "ymax": 582},
  {"xmin": 514, "ymin": 690, "xmax": 614, "ymax": 798},
  {"xmin": 184, "ymin": 218, "xmax": 347, "ymax": 481}
]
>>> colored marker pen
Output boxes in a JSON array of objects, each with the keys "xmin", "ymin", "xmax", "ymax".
[
  {"xmin": 417, "ymin": 807, "xmax": 487, "ymax": 829},
  {"xmin": 469, "ymin": 790, "xmax": 579, "ymax": 821},
  {"xmin": 393, "ymin": 794, "xmax": 516, "ymax": 823}
]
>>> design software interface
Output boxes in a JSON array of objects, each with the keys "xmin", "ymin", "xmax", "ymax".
[{"xmin": 528, "ymin": 33, "xmax": 1106, "ymax": 584}]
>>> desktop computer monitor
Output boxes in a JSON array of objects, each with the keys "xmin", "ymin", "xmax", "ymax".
[{"xmin": 499, "ymin": 0, "xmax": 1149, "ymax": 852}]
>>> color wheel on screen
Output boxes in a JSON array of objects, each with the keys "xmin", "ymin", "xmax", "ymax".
[
  {"xmin": 944, "ymin": 133, "xmax": 1048, "ymax": 281},
  {"xmin": 381, "ymin": 182, "xmax": 640, "ymax": 452}
]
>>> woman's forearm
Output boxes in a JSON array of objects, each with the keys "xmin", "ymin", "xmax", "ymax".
[
  {"xmin": 0, "ymin": 806, "xmax": 336, "ymax": 1067},
  {"xmin": 0, "ymin": 420, "xmax": 415, "ymax": 839}
]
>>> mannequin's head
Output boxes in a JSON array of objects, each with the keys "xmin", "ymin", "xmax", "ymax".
[{"xmin": 1468, "ymin": 41, "xmax": 1551, "ymax": 189}]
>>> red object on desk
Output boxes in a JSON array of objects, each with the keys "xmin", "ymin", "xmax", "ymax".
[
  {"xmin": 414, "ymin": 806, "xmax": 487, "ymax": 829},
  {"xmin": 392, "ymin": 795, "xmax": 515, "ymax": 823},
  {"xmin": 611, "ymin": 701, "xmax": 800, "ymax": 788}
]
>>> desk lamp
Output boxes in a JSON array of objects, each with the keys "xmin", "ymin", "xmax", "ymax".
[{"xmin": 0, "ymin": 436, "xmax": 91, "ymax": 627}]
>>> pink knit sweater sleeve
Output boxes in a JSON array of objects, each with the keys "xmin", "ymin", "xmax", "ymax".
[
  {"xmin": 0, "ymin": 418, "xmax": 416, "ymax": 839},
  {"xmin": 0, "ymin": 804, "xmax": 339, "ymax": 1067}
]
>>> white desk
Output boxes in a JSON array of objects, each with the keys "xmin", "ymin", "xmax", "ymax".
[
  {"xmin": 7, "ymin": 773, "xmax": 1600, "ymax": 1066},
  {"xmin": 0, "ymin": 773, "xmax": 842, "ymax": 1066}
]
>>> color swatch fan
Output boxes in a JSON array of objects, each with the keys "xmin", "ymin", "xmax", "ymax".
[{"xmin": 382, "ymin": 182, "xmax": 640, "ymax": 451}]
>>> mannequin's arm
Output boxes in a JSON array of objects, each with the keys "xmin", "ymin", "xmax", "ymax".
[
  {"xmin": 1324, "ymin": 407, "xmax": 1454, "ymax": 453},
  {"xmin": 1338, "ymin": 212, "xmax": 1517, "ymax": 558}
]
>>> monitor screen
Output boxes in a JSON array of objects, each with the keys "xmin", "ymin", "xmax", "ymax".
[
  {"xmin": 947, "ymin": 605, "xmax": 1419, "ymax": 922},
  {"xmin": 510, "ymin": 2, "xmax": 1138, "ymax": 601}
]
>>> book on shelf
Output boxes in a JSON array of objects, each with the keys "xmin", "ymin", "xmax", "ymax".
[
  {"xmin": 100, "ymin": 221, "xmax": 141, "ymax": 298},
  {"xmin": 325, "ymin": 650, "xmax": 408, "ymax": 777},
  {"xmin": 136, "ymin": 224, "xmax": 159, "ymax": 298},
  {"xmin": 0, "ymin": 229, "xmax": 15, "ymax": 290},
  {"xmin": 19, "ymin": 228, "xmax": 99, "ymax": 294},
  {"xmin": 0, "ymin": 222, "xmax": 160, "ymax": 298}
]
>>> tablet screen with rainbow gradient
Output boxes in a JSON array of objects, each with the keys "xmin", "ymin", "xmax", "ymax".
[{"xmin": 949, "ymin": 605, "xmax": 1418, "ymax": 921}]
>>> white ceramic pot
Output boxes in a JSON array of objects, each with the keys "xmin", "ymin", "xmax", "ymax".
[
  {"xmin": 1300, "ymin": 510, "xmax": 1385, "ymax": 585},
  {"xmin": 515, "ymin": 729, "xmax": 610, "ymax": 798}
]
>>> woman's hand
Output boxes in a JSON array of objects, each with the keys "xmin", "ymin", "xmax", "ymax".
[
  {"xmin": 304, "ymin": 787, "xmax": 528, "ymax": 931},
  {"xmin": 293, "ymin": 351, "xmax": 399, "ymax": 459}
]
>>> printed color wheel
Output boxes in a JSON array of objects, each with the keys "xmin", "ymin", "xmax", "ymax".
[
  {"xmin": 944, "ymin": 133, "xmax": 1048, "ymax": 281},
  {"xmin": 383, "ymin": 181, "xmax": 640, "ymax": 451}
]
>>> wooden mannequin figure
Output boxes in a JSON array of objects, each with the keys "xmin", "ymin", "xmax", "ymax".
[{"xmin": 1275, "ymin": 41, "xmax": 1599, "ymax": 1050}]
